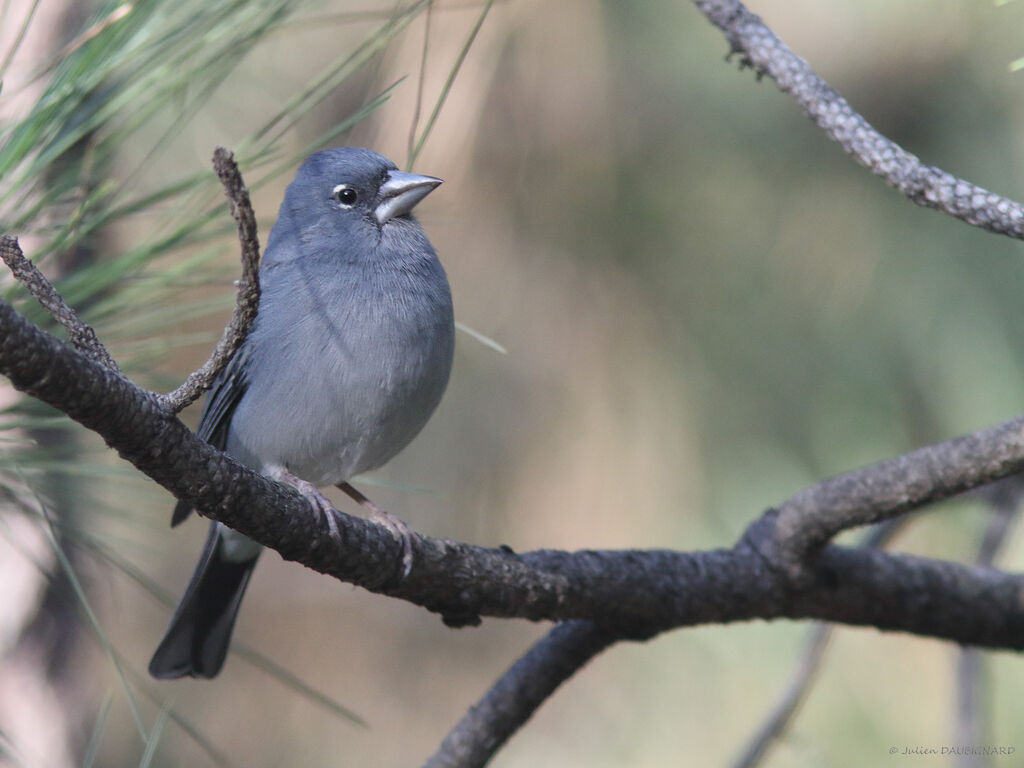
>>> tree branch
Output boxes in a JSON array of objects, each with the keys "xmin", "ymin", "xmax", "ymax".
[
  {"xmin": 1, "ymin": 290, "xmax": 1023, "ymax": 651},
  {"xmin": 423, "ymin": 621, "xmax": 616, "ymax": 768},
  {"xmin": 157, "ymin": 147, "xmax": 261, "ymax": 413},
  {"xmin": 0, "ymin": 235, "xmax": 120, "ymax": 373},
  {"xmin": 744, "ymin": 414, "xmax": 1024, "ymax": 582},
  {"xmin": 693, "ymin": 0, "xmax": 1024, "ymax": 240},
  {"xmin": 1, "ymin": 147, "xmax": 261, "ymax": 416}
]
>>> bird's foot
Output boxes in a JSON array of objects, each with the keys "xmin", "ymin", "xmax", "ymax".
[
  {"xmin": 338, "ymin": 482, "xmax": 415, "ymax": 578},
  {"xmin": 272, "ymin": 469, "xmax": 341, "ymax": 542}
]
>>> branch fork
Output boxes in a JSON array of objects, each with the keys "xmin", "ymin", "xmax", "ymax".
[{"xmin": 2, "ymin": 147, "xmax": 260, "ymax": 418}]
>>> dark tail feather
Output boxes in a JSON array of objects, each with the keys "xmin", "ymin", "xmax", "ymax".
[
  {"xmin": 149, "ymin": 522, "xmax": 259, "ymax": 679},
  {"xmin": 171, "ymin": 498, "xmax": 192, "ymax": 527}
]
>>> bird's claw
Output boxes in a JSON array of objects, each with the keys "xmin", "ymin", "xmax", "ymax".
[
  {"xmin": 275, "ymin": 470, "xmax": 341, "ymax": 542},
  {"xmin": 371, "ymin": 507, "xmax": 415, "ymax": 579},
  {"xmin": 338, "ymin": 482, "xmax": 415, "ymax": 578}
]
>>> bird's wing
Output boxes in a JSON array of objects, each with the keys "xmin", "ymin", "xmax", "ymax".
[{"xmin": 170, "ymin": 344, "xmax": 252, "ymax": 526}]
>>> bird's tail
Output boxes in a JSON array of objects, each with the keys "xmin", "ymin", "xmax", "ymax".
[{"xmin": 149, "ymin": 522, "xmax": 260, "ymax": 679}]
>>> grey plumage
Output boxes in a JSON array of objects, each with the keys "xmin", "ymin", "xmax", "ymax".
[{"xmin": 149, "ymin": 148, "xmax": 454, "ymax": 679}]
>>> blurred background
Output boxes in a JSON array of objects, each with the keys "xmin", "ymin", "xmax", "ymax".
[{"xmin": 2, "ymin": 0, "xmax": 1024, "ymax": 766}]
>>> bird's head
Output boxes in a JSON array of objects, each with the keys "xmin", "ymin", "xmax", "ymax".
[{"xmin": 265, "ymin": 147, "xmax": 442, "ymax": 266}]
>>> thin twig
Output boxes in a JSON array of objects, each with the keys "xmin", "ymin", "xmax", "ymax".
[
  {"xmin": 955, "ymin": 648, "xmax": 987, "ymax": 768},
  {"xmin": 423, "ymin": 621, "xmax": 616, "ymax": 768},
  {"xmin": 0, "ymin": 235, "xmax": 120, "ymax": 372},
  {"xmin": 954, "ymin": 484, "xmax": 1020, "ymax": 768},
  {"xmin": 157, "ymin": 147, "xmax": 261, "ymax": 413},
  {"xmin": 731, "ymin": 519, "xmax": 906, "ymax": 768},
  {"xmin": 693, "ymin": 0, "xmax": 1024, "ymax": 239},
  {"xmin": 971, "ymin": 477, "xmax": 1023, "ymax": 564},
  {"xmin": 732, "ymin": 623, "xmax": 833, "ymax": 768},
  {"xmin": 2, "ymin": 146, "xmax": 260, "ymax": 414}
]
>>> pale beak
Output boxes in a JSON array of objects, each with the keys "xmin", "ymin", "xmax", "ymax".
[{"xmin": 375, "ymin": 170, "xmax": 443, "ymax": 224}]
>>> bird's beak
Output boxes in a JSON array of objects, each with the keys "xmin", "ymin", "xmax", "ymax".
[{"xmin": 375, "ymin": 170, "xmax": 443, "ymax": 224}]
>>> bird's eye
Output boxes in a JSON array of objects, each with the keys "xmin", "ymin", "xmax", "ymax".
[{"xmin": 333, "ymin": 185, "xmax": 358, "ymax": 207}]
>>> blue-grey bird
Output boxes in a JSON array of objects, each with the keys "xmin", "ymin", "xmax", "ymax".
[{"xmin": 148, "ymin": 148, "xmax": 454, "ymax": 679}]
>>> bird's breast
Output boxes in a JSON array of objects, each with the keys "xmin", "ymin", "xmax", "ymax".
[{"xmin": 225, "ymin": 264, "xmax": 454, "ymax": 486}]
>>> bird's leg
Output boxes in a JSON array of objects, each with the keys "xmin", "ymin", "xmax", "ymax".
[
  {"xmin": 269, "ymin": 468, "xmax": 341, "ymax": 541},
  {"xmin": 337, "ymin": 482, "xmax": 414, "ymax": 577}
]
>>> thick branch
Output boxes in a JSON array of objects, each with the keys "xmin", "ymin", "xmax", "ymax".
[
  {"xmin": 158, "ymin": 147, "xmax": 261, "ymax": 413},
  {"xmin": 0, "ymin": 296, "xmax": 1023, "ymax": 649},
  {"xmin": 693, "ymin": 0, "xmax": 1024, "ymax": 239},
  {"xmin": 749, "ymin": 418, "xmax": 1024, "ymax": 580}
]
